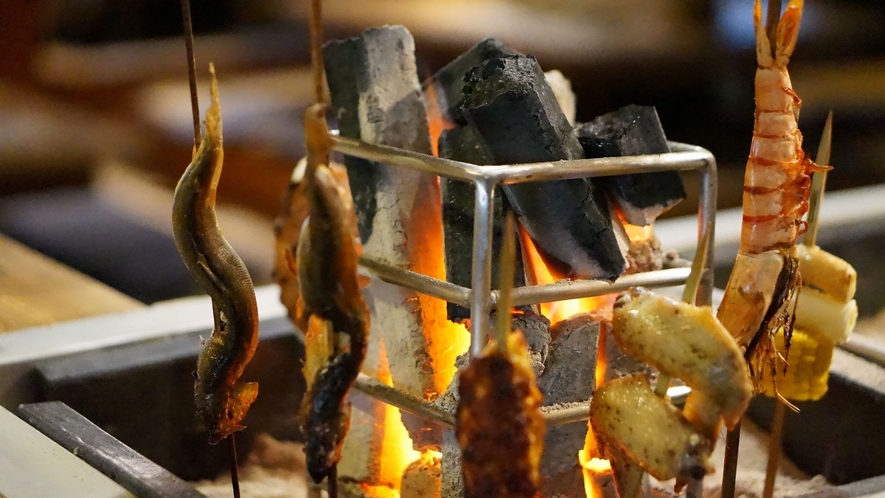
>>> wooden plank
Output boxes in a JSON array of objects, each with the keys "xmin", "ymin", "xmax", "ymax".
[
  {"xmin": 0, "ymin": 234, "xmax": 142, "ymax": 333},
  {"xmin": 0, "ymin": 404, "xmax": 136, "ymax": 498}
]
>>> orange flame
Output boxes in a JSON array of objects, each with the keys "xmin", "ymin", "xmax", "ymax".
[
  {"xmin": 424, "ymin": 83, "xmax": 456, "ymax": 157},
  {"xmin": 623, "ymin": 222, "xmax": 654, "ymax": 243},
  {"xmin": 580, "ymin": 323, "xmax": 612, "ymax": 498},
  {"xmin": 376, "ymin": 345, "xmax": 422, "ymax": 494},
  {"xmin": 519, "ymin": 224, "xmax": 616, "ymax": 324}
]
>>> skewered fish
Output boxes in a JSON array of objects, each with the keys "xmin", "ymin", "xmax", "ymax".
[
  {"xmin": 172, "ymin": 65, "xmax": 259, "ymax": 444},
  {"xmin": 297, "ymin": 103, "xmax": 371, "ymax": 483}
]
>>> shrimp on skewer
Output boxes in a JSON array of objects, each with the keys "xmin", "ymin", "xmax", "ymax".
[
  {"xmin": 717, "ymin": 0, "xmax": 827, "ymax": 382},
  {"xmin": 172, "ymin": 65, "xmax": 260, "ymax": 445}
]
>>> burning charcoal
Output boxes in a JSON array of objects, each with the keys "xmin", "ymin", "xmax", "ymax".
[
  {"xmin": 576, "ymin": 105, "xmax": 687, "ymax": 226},
  {"xmin": 438, "ymin": 124, "xmax": 526, "ymax": 320},
  {"xmin": 424, "ymin": 38, "xmax": 517, "ymax": 125},
  {"xmin": 460, "ymin": 54, "xmax": 626, "ymax": 280},
  {"xmin": 324, "ymin": 25, "xmax": 435, "ymax": 242}
]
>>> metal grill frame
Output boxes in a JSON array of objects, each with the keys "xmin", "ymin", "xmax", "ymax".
[{"xmin": 331, "ymin": 132, "xmax": 718, "ymax": 427}]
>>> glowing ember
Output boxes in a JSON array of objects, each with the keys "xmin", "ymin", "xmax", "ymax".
[
  {"xmin": 623, "ymin": 222, "xmax": 654, "ymax": 243},
  {"xmin": 376, "ymin": 345, "xmax": 422, "ymax": 494},
  {"xmin": 519, "ymin": 225, "xmax": 616, "ymax": 323},
  {"xmin": 424, "ymin": 83, "xmax": 456, "ymax": 157},
  {"xmin": 581, "ymin": 324, "xmax": 612, "ymax": 498}
]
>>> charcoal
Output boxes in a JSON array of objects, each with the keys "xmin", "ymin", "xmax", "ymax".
[
  {"xmin": 438, "ymin": 125, "xmax": 526, "ymax": 320},
  {"xmin": 748, "ymin": 348, "xmax": 885, "ymax": 484},
  {"xmin": 460, "ymin": 54, "xmax": 626, "ymax": 280},
  {"xmin": 323, "ymin": 25, "xmax": 435, "ymax": 242},
  {"xmin": 424, "ymin": 38, "xmax": 517, "ymax": 125},
  {"xmin": 576, "ymin": 105, "xmax": 686, "ymax": 226}
]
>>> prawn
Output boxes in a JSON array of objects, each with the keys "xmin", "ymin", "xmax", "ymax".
[{"xmin": 717, "ymin": 0, "xmax": 827, "ymax": 385}]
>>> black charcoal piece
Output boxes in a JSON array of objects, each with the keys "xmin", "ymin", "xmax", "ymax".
[
  {"xmin": 747, "ymin": 348, "xmax": 885, "ymax": 484},
  {"xmin": 323, "ymin": 25, "xmax": 433, "ymax": 242},
  {"xmin": 576, "ymin": 105, "xmax": 686, "ymax": 226},
  {"xmin": 460, "ymin": 54, "xmax": 626, "ymax": 280},
  {"xmin": 424, "ymin": 38, "xmax": 517, "ymax": 124},
  {"xmin": 438, "ymin": 125, "xmax": 526, "ymax": 320}
]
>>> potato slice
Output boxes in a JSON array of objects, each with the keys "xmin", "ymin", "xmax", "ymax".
[
  {"xmin": 590, "ymin": 375, "xmax": 711, "ymax": 482},
  {"xmin": 612, "ymin": 287, "xmax": 753, "ymax": 427},
  {"xmin": 795, "ymin": 244, "xmax": 856, "ymax": 303}
]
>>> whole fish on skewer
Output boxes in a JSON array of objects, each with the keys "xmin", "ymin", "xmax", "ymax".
[
  {"xmin": 297, "ymin": 103, "xmax": 371, "ymax": 483},
  {"xmin": 172, "ymin": 65, "xmax": 260, "ymax": 444}
]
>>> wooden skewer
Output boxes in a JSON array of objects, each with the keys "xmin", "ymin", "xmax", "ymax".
[
  {"xmin": 765, "ymin": 0, "xmax": 783, "ymax": 54},
  {"xmin": 494, "ymin": 213, "xmax": 517, "ymax": 352},
  {"xmin": 180, "ymin": 2, "xmax": 241, "ymax": 497},
  {"xmin": 761, "ymin": 111, "xmax": 833, "ymax": 498}
]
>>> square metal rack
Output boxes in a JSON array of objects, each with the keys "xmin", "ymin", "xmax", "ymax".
[{"xmin": 329, "ymin": 132, "xmax": 718, "ymax": 430}]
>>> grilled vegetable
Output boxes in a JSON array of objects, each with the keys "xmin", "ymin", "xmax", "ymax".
[{"xmin": 590, "ymin": 375, "xmax": 711, "ymax": 482}]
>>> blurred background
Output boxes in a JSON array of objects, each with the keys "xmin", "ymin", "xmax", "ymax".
[{"xmin": 1, "ymin": 0, "xmax": 883, "ymax": 306}]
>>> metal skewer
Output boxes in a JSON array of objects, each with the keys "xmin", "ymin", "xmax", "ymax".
[{"xmin": 180, "ymin": 2, "xmax": 242, "ymax": 497}]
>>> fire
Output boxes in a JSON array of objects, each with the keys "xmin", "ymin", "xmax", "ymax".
[
  {"xmin": 623, "ymin": 222, "xmax": 654, "ymax": 243},
  {"xmin": 424, "ymin": 82, "xmax": 456, "ymax": 157},
  {"xmin": 420, "ymin": 80, "xmax": 469, "ymax": 396},
  {"xmin": 375, "ymin": 344, "xmax": 422, "ymax": 495},
  {"xmin": 581, "ymin": 323, "xmax": 612, "ymax": 498},
  {"xmin": 519, "ymin": 225, "xmax": 616, "ymax": 324}
]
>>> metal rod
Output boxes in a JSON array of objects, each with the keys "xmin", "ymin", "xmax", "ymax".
[
  {"xmin": 360, "ymin": 258, "xmax": 689, "ymax": 311},
  {"xmin": 331, "ymin": 134, "xmax": 715, "ymax": 183},
  {"xmin": 470, "ymin": 180, "xmax": 496, "ymax": 357},
  {"xmin": 697, "ymin": 157, "xmax": 718, "ymax": 306},
  {"xmin": 353, "ymin": 374, "xmax": 456, "ymax": 429},
  {"xmin": 503, "ymin": 267, "xmax": 691, "ymax": 308},
  {"xmin": 328, "ymin": 465, "xmax": 338, "ymax": 498},
  {"xmin": 331, "ymin": 134, "xmax": 478, "ymax": 182},
  {"xmin": 354, "ymin": 372, "xmax": 689, "ymax": 430},
  {"xmin": 359, "ymin": 256, "xmax": 471, "ymax": 307}
]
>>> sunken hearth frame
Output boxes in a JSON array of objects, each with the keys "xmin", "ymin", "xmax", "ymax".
[{"xmin": 330, "ymin": 131, "xmax": 718, "ymax": 429}]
